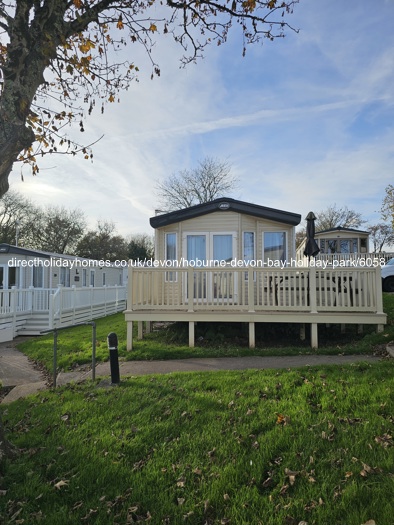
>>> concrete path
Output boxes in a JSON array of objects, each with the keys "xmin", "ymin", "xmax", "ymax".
[{"xmin": 0, "ymin": 336, "xmax": 386, "ymax": 405}]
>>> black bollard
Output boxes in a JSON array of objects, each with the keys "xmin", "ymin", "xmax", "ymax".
[{"xmin": 107, "ymin": 332, "xmax": 120, "ymax": 384}]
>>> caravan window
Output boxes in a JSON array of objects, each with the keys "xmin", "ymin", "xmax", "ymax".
[{"xmin": 263, "ymin": 232, "xmax": 287, "ymax": 265}]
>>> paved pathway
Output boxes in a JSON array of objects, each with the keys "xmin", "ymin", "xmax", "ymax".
[{"xmin": 0, "ymin": 337, "xmax": 385, "ymax": 405}]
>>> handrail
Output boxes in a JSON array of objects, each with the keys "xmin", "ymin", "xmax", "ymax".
[{"xmin": 128, "ymin": 266, "xmax": 382, "ymax": 315}]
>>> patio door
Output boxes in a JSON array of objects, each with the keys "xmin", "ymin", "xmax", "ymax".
[
  {"xmin": 185, "ymin": 234, "xmax": 207, "ymax": 300},
  {"xmin": 184, "ymin": 233, "xmax": 236, "ymax": 302}
]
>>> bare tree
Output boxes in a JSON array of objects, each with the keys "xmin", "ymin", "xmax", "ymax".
[
  {"xmin": 381, "ymin": 184, "xmax": 394, "ymax": 228},
  {"xmin": 368, "ymin": 223, "xmax": 394, "ymax": 253},
  {"xmin": 156, "ymin": 157, "xmax": 238, "ymax": 211},
  {"xmin": 0, "ymin": 195, "xmax": 86, "ymax": 252},
  {"xmin": 127, "ymin": 233, "xmax": 154, "ymax": 261},
  {"xmin": 0, "ymin": 190, "xmax": 38, "ymax": 245},
  {"xmin": 297, "ymin": 204, "xmax": 366, "ymax": 248},
  {"xmin": 76, "ymin": 220, "xmax": 128, "ymax": 261},
  {"xmin": 27, "ymin": 206, "xmax": 87, "ymax": 254},
  {"xmin": 0, "ymin": 0, "xmax": 298, "ymax": 197},
  {"xmin": 314, "ymin": 204, "xmax": 366, "ymax": 232}
]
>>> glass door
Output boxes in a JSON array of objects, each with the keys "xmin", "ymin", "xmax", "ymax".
[
  {"xmin": 183, "ymin": 233, "xmax": 237, "ymax": 303},
  {"xmin": 212, "ymin": 234, "xmax": 234, "ymax": 300},
  {"xmin": 186, "ymin": 235, "xmax": 207, "ymax": 300}
]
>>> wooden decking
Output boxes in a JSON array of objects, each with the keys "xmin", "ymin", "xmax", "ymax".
[{"xmin": 124, "ymin": 266, "xmax": 386, "ymax": 349}]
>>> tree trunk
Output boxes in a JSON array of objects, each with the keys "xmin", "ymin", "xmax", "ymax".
[{"xmin": 0, "ymin": 118, "xmax": 35, "ymax": 196}]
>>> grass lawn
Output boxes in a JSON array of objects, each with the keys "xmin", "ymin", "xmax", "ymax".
[
  {"xmin": 16, "ymin": 294, "xmax": 394, "ymax": 374},
  {"xmin": 1, "ymin": 361, "xmax": 393, "ymax": 524}
]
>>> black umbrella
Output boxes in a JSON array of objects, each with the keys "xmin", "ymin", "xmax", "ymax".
[{"xmin": 303, "ymin": 211, "xmax": 320, "ymax": 259}]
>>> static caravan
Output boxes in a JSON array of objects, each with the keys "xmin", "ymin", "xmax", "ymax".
[
  {"xmin": 125, "ymin": 198, "xmax": 386, "ymax": 350},
  {"xmin": 0, "ymin": 243, "xmax": 124, "ymax": 290}
]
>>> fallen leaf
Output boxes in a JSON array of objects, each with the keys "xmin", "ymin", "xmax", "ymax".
[
  {"xmin": 276, "ymin": 413, "xmax": 290, "ymax": 426},
  {"xmin": 176, "ymin": 477, "xmax": 186, "ymax": 487},
  {"xmin": 262, "ymin": 477, "xmax": 274, "ymax": 488},
  {"xmin": 285, "ymin": 468, "xmax": 299, "ymax": 486},
  {"xmin": 279, "ymin": 484, "xmax": 289, "ymax": 495},
  {"xmin": 177, "ymin": 498, "xmax": 185, "ymax": 506},
  {"xmin": 54, "ymin": 479, "xmax": 69, "ymax": 490},
  {"xmin": 223, "ymin": 493, "xmax": 230, "ymax": 501},
  {"xmin": 374, "ymin": 433, "xmax": 393, "ymax": 448}
]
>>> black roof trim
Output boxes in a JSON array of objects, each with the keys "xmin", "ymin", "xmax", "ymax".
[
  {"xmin": 0, "ymin": 243, "xmax": 52, "ymax": 258},
  {"xmin": 0, "ymin": 243, "xmax": 111, "ymax": 263},
  {"xmin": 150, "ymin": 197, "xmax": 301, "ymax": 228},
  {"xmin": 316, "ymin": 226, "xmax": 370, "ymax": 235}
]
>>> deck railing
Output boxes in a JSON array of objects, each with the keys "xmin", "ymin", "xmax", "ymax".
[
  {"xmin": 0, "ymin": 285, "xmax": 127, "ymax": 339},
  {"xmin": 297, "ymin": 252, "xmax": 393, "ymax": 265},
  {"xmin": 128, "ymin": 266, "xmax": 383, "ymax": 314},
  {"xmin": 0, "ymin": 287, "xmax": 53, "ymax": 314}
]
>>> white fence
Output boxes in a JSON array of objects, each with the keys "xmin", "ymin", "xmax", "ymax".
[{"xmin": 0, "ymin": 285, "xmax": 127, "ymax": 341}]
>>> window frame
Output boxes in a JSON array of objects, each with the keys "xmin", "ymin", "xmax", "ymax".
[
  {"xmin": 165, "ymin": 232, "xmax": 177, "ymax": 282},
  {"xmin": 263, "ymin": 231, "xmax": 287, "ymax": 265}
]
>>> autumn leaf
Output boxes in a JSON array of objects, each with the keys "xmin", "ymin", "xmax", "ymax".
[
  {"xmin": 276, "ymin": 413, "xmax": 290, "ymax": 426},
  {"xmin": 374, "ymin": 433, "xmax": 393, "ymax": 448},
  {"xmin": 108, "ymin": 94, "xmax": 115, "ymax": 103},
  {"xmin": 117, "ymin": 16, "xmax": 124, "ymax": 30},
  {"xmin": 54, "ymin": 479, "xmax": 69, "ymax": 490},
  {"xmin": 176, "ymin": 476, "xmax": 186, "ymax": 487},
  {"xmin": 262, "ymin": 477, "xmax": 274, "ymax": 488},
  {"xmin": 73, "ymin": 0, "xmax": 82, "ymax": 8},
  {"xmin": 279, "ymin": 484, "xmax": 289, "ymax": 495},
  {"xmin": 284, "ymin": 468, "xmax": 299, "ymax": 486},
  {"xmin": 149, "ymin": 23, "xmax": 158, "ymax": 32}
]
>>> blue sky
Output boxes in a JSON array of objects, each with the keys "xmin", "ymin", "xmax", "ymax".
[{"xmin": 10, "ymin": 0, "xmax": 394, "ymax": 237}]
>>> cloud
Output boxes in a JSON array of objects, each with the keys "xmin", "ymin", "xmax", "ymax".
[{"xmin": 9, "ymin": 0, "xmax": 394, "ymax": 243}]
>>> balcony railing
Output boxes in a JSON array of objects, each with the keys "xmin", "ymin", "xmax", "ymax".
[{"xmin": 128, "ymin": 266, "xmax": 383, "ymax": 315}]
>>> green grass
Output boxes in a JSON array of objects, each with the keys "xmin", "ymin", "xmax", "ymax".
[
  {"xmin": 1, "ymin": 362, "xmax": 393, "ymax": 524},
  {"xmin": 17, "ymin": 294, "xmax": 394, "ymax": 373}
]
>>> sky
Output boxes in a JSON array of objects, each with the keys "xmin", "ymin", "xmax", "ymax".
[{"xmin": 8, "ymin": 0, "xmax": 394, "ymax": 237}]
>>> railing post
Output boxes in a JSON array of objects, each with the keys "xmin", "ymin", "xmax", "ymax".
[
  {"xmin": 375, "ymin": 266, "xmax": 384, "ymax": 315},
  {"xmin": 128, "ymin": 267, "xmax": 133, "ymax": 311},
  {"xmin": 248, "ymin": 269, "xmax": 255, "ymax": 312},
  {"xmin": 309, "ymin": 267, "xmax": 317, "ymax": 314},
  {"xmin": 187, "ymin": 267, "xmax": 194, "ymax": 312},
  {"xmin": 49, "ymin": 292, "xmax": 54, "ymax": 330},
  {"xmin": 92, "ymin": 322, "xmax": 96, "ymax": 381},
  {"xmin": 72, "ymin": 285, "xmax": 76, "ymax": 323},
  {"xmin": 53, "ymin": 329, "xmax": 58, "ymax": 388},
  {"xmin": 11, "ymin": 287, "xmax": 17, "ymax": 337},
  {"xmin": 28, "ymin": 285, "xmax": 34, "ymax": 311}
]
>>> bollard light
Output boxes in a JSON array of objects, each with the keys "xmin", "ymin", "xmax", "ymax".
[{"xmin": 107, "ymin": 332, "xmax": 120, "ymax": 384}]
